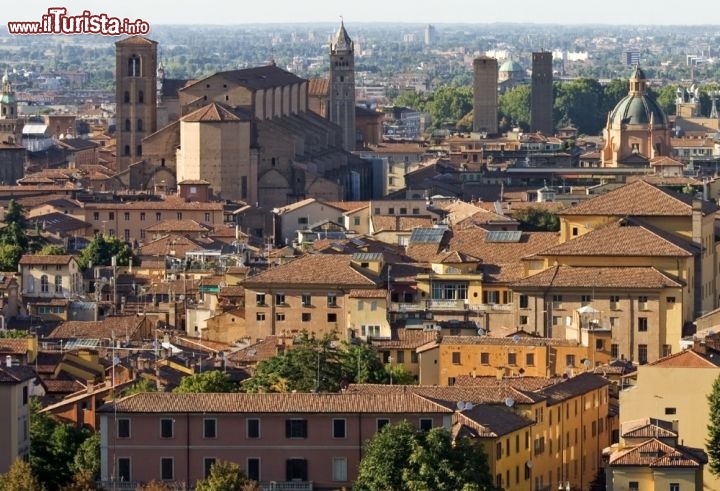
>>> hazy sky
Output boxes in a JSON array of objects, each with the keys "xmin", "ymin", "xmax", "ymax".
[{"xmin": 7, "ymin": 0, "xmax": 720, "ymax": 26}]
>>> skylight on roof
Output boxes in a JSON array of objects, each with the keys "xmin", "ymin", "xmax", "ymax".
[
  {"xmin": 485, "ymin": 231, "xmax": 523, "ymax": 243},
  {"xmin": 409, "ymin": 228, "xmax": 445, "ymax": 244}
]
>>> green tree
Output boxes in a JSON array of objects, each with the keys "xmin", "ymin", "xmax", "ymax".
[
  {"xmin": 121, "ymin": 377, "xmax": 158, "ymax": 396},
  {"xmin": 60, "ymin": 470, "xmax": 99, "ymax": 491},
  {"xmin": 173, "ymin": 370, "xmax": 236, "ymax": 393},
  {"xmin": 601, "ymin": 79, "xmax": 629, "ymax": 119},
  {"xmin": 513, "ymin": 207, "xmax": 560, "ymax": 232},
  {"xmin": 355, "ymin": 422, "xmax": 495, "ymax": 491},
  {"xmin": 0, "ymin": 199, "xmax": 29, "ymax": 250},
  {"xmin": 499, "ymin": 85, "xmax": 531, "ymax": 131},
  {"xmin": 654, "ymin": 84, "xmax": 679, "ymax": 116},
  {"xmin": 554, "ymin": 78, "xmax": 605, "ymax": 135},
  {"xmin": 341, "ymin": 342, "xmax": 388, "ymax": 385},
  {"xmin": 0, "ymin": 244, "xmax": 23, "ymax": 272},
  {"xmin": 77, "ymin": 234, "xmax": 139, "ymax": 270},
  {"xmin": 38, "ymin": 245, "xmax": 67, "ymax": 255},
  {"xmin": 195, "ymin": 460, "xmax": 259, "ymax": 491},
  {"xmin": 707, "ymin": 374, "xmax": 720, "ymax": 475},
  {"xmin": 71, "ymin": 433, "xmax": 100, "ymax": 479},
  {"xmin": 0, "ymin": 458, "xmax": 44, "ymax": 491}
]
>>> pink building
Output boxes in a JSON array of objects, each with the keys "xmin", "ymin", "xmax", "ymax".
[{"xmin": 99, "ymin": 392, "xmax": 453, "ymax": 490}]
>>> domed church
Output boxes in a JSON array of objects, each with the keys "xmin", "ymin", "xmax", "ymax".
[{"xmin": 601, "ymin": 65, "xmax": 672, "ymax": 167}]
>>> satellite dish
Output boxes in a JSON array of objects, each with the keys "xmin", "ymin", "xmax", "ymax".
[
  {"xmin": 512, "ymin": 334, "xmax": 520, "ymax": 343},
  {"xmin": 463, "ymin": 401, "xmax": 474, "ymax": 411},
  {"xmin": 477, "ymin": 328, "xmax": 485, "ymax": 336},
  {"xmin": 504, "ymin": 397, "xmax": 515, "ymax": 408},
  {"xmin": 583, "ymin": 359, "xmax": 592, "ymax": 368},
  {"xmin": 526, "ymin": 460, "xmax": 533, "ymax": 469},
  {"xmin": 456, "ymin": 401, "xmax": 465, "ymax": 410}
]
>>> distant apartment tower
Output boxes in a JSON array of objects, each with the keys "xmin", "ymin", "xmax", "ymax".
[
  {"xmin": 329, "ymin": 20, "xmax": 356, "ymax": 151},
  {"xmin": 531, "ymin": 51, "xmax": 553, "ymax": 135},
  {"xmin": 115, "ymin": 36, "xmax": 158, "ymax": 172},
  {"xmin": 625, "ymin": 50, "xmax": 641, "ymax": 66},
  {"xmin": 472, "ymin": 56, "xmax": 498, "ymax": 136},
  {"xmin": 424, "ymin": 24, "xmax": 436, "ymax": 46}
]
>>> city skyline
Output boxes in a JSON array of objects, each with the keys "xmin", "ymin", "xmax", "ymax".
[{"xmin": 7, "ymin": 0, "xmax": 720, "ymax": 28}]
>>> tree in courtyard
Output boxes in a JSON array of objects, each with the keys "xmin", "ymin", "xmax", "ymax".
[
  {"xmin": 0, "ymin": 199, "xmax": 29, "ymax": 250},
  {"xmin": 38, "ymin": 245, "xmax": 67, "ymax": 255},
  {"xmin": 355, "ymin": 421, "xmax": 495, "ymax": 491},
  {"xmin": 707, "ymin": 374, "xmax": 720, "ymax": 475},
  {"xmin": 195, "ymin": 460, "xmax": 260, "ymax": 491},
  {"xmin": 76, "ymin": 234, "xmax": 139, "ymax": 270},
  {"xmin": 0, "ymin": 458, "xmax": 44, "ymax": 491},
  {"xmin": 512, "ymin": 207, "xmax": 560, "ymax": 232},
  {"xmin": 173, "ymin": 370, "xmax": 236, "ymax": 393}
]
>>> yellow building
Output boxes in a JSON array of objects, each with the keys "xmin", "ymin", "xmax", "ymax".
[
  {"xmin": 417, "ymin": 334, "xmax": 610, "ymax": 386},
  {"xmin": 370, "ymin": 328, "xmax": 437, "ymax": 381},
  {"xmin": 0, "ymin": 364, "xmax": 36, "ymax": 474},
  {"xmin": 619, "ymin": 340, "xmax": 720, "ymax": 490},
  {"xmin": 202, "ymin": 309, "xmax": 246, "ymax": 344},
  {"xmin": 242, "ymin": 253, "xmax": 383, "ymax": 341},
  {"xmin": 606, "ymin": 418, "xmax": 706, "ymax": 491},
  {"xmin": 347, "ymin": 288, "xmax": 390, "ymax": 340}
]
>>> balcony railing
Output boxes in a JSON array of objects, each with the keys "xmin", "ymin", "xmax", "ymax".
[
  {"xmin": 468, "ymin": 303, "xmax": 513, "ymax": 312},
  {"xmin": 391, "ymin": 301, "xmax": 514, "ymax": 312},
  {"xmin": 260, "ymin": 481, "xmax": 313, "ymax": 491}
]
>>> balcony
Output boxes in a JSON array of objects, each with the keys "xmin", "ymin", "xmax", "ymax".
[
  {"xmin": 468, "ymin": 303, "xmax": 513, "ymax": 312},
  {"xmin": 261, "ymin": 481, "xmax": 313, "ymax": 491},
  {"xmin": 427, "ymin": 299, "xmax": 467, "ymax": 310}
]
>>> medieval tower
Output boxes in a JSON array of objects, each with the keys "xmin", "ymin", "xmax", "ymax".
[{"xmin": 329, "ymin": 20, "xmax": 356, "ymax": 151}]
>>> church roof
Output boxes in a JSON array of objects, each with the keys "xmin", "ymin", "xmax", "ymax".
[
  {"xmin": 114, "ymin": 35, "xmax": 157, "ymax": 47},
  {"xmin": 610, "ymin": 65, "xmax": 667, "ymax": 126},
  {"xmin": 181, "ymin": 103, "xmax": 249, "ymax": 123},
  {"xmin": 499, "ymin": 60, "xmax": 524, "ymax": 73},
  {"xmin": 308, "ymin": 78, "xmax": 329, "ymax": 97},
  {"xmin": 331, "ymin": 21, "xmax": 353, "ymax": 52},
  {"xmin": 185, "ymin": 65, "xmax": 305, "ymax": 92}
]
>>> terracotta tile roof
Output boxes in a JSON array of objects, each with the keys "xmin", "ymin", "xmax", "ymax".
[
  {"xmin": 308, "ymin": 77, "xmax": 329, "ymax": 97},
  {"xmin": 23, "ymin": 297, "xmax": 69, "ymax": 307},
  {"xmin": 0, "ymin": 339, "xmax": 31, "ymax": 355},
  {"xmin": 447, "ymin": 229, "xmax": 558, "ymax": 270},
  {"xmin": 102, "ymin": 391, "xmax": 454, "ymax": 414},
  {"xmin": 243, "ymin": 254, "xmax": 378, "ymax": 288},
  {"xmin": 219, "ymin": 285, "xmax": 245, "ymax": 297},
  {"xmin": 82, "ymin": 196, "xmax": 224, "ymax": 211},
  {"xmin": 197, "ymin": 65, "xmax": 305, "ymax": 91},
  {"xmin": 453, "ymin": 405, "xmax": 533, "ymax": 437},
  {"xmin": 558, "ymin": 180, "xmax": 718, "ymax": 216},
  {"xmin": 621, "ymin": 418, "xmax": 677, "ymax": 439},
  {"xmin": 537, "ymin": 219, "xmax": 696, "ymax": 258},
  {"xmin": 323, "ymin": 201, "xmax": 369, "ymax": 213},
  {"xmin": 650, "ymin": 156, "xmax": 684, "ymax": 167},
  {"xmin": 115, "ymin": 35, "xmax": 156, "ymax": 47},
  {"xmin": 145, "ymin": 219, "xmax": 210, "ymax": 233},
  {"xmin": 47, "ymin": 316, "xmax": 145, "ymax": 340},
  {"xmin": 178, "ymin": 179, "xmax": 211, "ymax": 185},
  {"xmin": 181, "ymin": 103, "xmax": 248, "ymax": 123},
  {"xmin": 512, "ymin": 265, "xmax": 684, "ymax": 289},
  {"xmin": 441, "ymin": 335, "xmax": 580, "ymax": 348},
  {"xmin": 454, "ymin": 375, "xmax": 563, "ymax": 392},
  {"xmin": 0, "ymin": 365, "xmax": 36, "ymax": 383},
  {"xmin": 345, "ymin": 383, "xmax": 542, "ymax": 405},
  {"xmin": 370, "ymin": 329, "xmax": 437, "ymax": 350},
  {"xmin": 272, "ymin": 198, "xmax": 320, "ymax": 214},
  {"xmin": 609, "ymin": 438, "xmax": 706, "ymax": 467},
  {"xmin": 348, "ymin": 289, "xmax": 387, "ymax": 298},
  {"xmin": 139, "ymin": 234, "xmax": 208, "ymax": 258},
  {"xmin": 19, "ymin": 254, "xmax": 74, "ymax": 265},
  {"xmin": 536, "ymin": 373, "xmax": 610, "ymax": 404},
  {"xmin": 646, "ymin": 348, "xmax": 720, "ymax": 368},
  {"xmin": 227, "ymin": 336, "xmax": 284, "ymax": 363}
]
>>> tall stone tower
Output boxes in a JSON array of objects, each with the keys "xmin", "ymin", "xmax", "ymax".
[
  {"xmin": 115, "ymin": 36, "xmax": 158, "ymax": 172},
  {"xmin": 0, "ymin": 71, "xmax": 17, "ymax": 120},
  {"xmin": 472, "ymin": 56, "xmax": 498, "ymax": 136},
  {"xmin": 531, "ymin": 51, "xmax": 553, "ymax": 135},
  {"xmin": 329, "ymin": 20, "xmax": 356, "ymax": 151}
]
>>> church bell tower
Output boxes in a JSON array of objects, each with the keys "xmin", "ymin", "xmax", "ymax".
[{"xmin": 329, "ymin": 20, "xmax": 356, "ymax": 151}]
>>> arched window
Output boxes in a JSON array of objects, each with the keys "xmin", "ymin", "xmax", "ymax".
[
  {"xmin": 137, "ymin": 119, "xmax": 143, "ymax": 132},
  {"xmin": 124, "ymin": 145, "xmax": 130, "ymax": 156},
  {"xmin": 128, "ymin": 55, "xmax": 140, "ymax": 76},
  {"xmin": 125, "ymin": 119, "xmax": 131, "ymax": 131},
  {"xmin": 124, "ymin": 91, "xmax": 130, "ymax": 103},
  {"xmin": 54, "ymin": 275, "xmax": 63, "ymax": 294},
  {"xmin": 41, "ymin": 275, "xmax": 49, "ymax": 293},
  {"xmin": 138, "ymin": 90, "xmax": 144, "ymax": 104}
]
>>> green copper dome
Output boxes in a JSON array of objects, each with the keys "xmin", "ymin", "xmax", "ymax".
[
  {"xmin": 499, "ymin": 60, "xmax": 524, "ymax": 73},
  {"xmin": 610, "ymin": 94, "xmax": 667, "ymax": 125},
  {"xmin": 610, "ymin": 65, "xmax": 667, "ymax": 126}
]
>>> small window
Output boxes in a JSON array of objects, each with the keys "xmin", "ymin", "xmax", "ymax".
[
  {"xmin": 275, "ymin": 293, "xmax": 286, "ymax": 305},
  {"xmin": 247, "ymin": 458, "xmax": 260, "ymax": 481},
  {"xmin": 118, "ymin": 419, "xmax": 130, "ymax": 438},
  {"xmin": 203, "ymin": 418, "xmax": 216, "ymax": 439},
  {"xmin": 328, "ymin": 313, "xmax": 337, "ymax": 322},
  {"xmin": 419, "ymin": 419, "xmax": 432, "ymax": 431},
  {"xmin": 203, "ymin": 458, "xmax": 216, "ymax": 479},
  {"xmin": 526, "ymin": 353, "xmax": 535, "ymax": 366},
  {"xmin": 160, "ymin": 457, "xmax": 174, "ymax": 480},
  {"xmin": 508, "ymin": 352, "xmax": 517, "ymax": 366},
  {"xmin": 628, "ymin": 482, "xmax": 639, "ymax": 491},
  {"xmin": 332, "ymin": 457, "xmax": 347, "ymax": 482},
  {"xmin": 140, "ymin": 212, "xmax": 146, "ymax": 221},
  {"xmin": 519, "ymin": 294, "xmax": 529, "ymax": 308},
  {"xmin": 256, "ymin": 312, "xmax": 265, "ymax": 321},
  {"xmin": 247, "ymin": 418, "xmax": 260, "ymax": 438},
  {"xmin": 302, "ymin": 294, "xmax": 311, "ymax": 307},
  {"xmin": 566, "ymin": 354, "xmax": 576, "ymax": 367},
  {"xmin": 155, "ymin": 212, "xmax": 162, "ymax": 222},
  {"xmin": 377, "ymin": 418, "xmax": 390, "ymax": 431},
  {"xmin": 327, "ymin": 293, "xmax": 337, "ymax": 307},
  {"xmin": 332, "ymin": 419, "xmax": 346, "ymax": 438},
  {"xmin": 160, "ymin": 418, "xmax": 173, "ymax": 438},
  {"xmin": 302, "ymin": 313, "xmax": 311, "ymax": 322},
  {"xmin": 638, "ymin": 317, "xmax": 648, "ymax": 332},
  {"xmin": 452, "ymin": 351, "xmax": 461, "ymax": 364},
  {"xmin": 480, "ymin": 352, "xmax": 489, "ymax": 365},
  {"xmin": 667, "ymin": 296, "xmax": 676, "ymax": 304},
  {"xmin": 572, "ymin": 227, "xmax": 578, "ymax": 236},
  {"xmin": 665, "ymin": 407, "xmax": 677, "ymax": 415},
  {"xmin": 286, "ymin": 419, "xmax": 307, "ymax": 438},
  {"xmin": 124, "ymin": 212, "xmax": 130, "ymax": 221},
  {"xmin": 117, "ymin": 458, "xmax": 131, "ymax": 481},
  {"xmin": 256, "ymin": 293, "xmax": 266, "ymax": 306}
]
